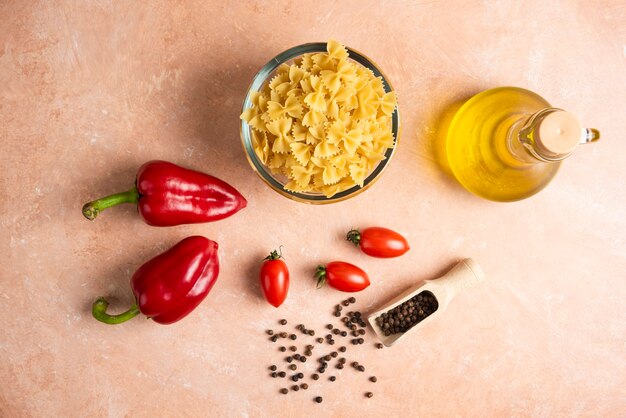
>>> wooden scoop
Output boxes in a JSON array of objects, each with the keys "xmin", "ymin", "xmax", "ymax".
[{"xmin": 367, "ymin": 258, "xmax": 485, "ymax": 347}]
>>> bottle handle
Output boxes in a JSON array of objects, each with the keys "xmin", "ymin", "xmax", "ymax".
[{"xmin": 580, "ymin": 128, "xmax": 600, "ymax": 144}]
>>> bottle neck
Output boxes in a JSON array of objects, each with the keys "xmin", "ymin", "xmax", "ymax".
[{"xmin": 507, "ymin": 108, "xmax": 584, "ymax": 164}]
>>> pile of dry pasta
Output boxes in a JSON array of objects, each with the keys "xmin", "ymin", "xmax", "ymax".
[{"xmin": 241, "ymin": 40, "xmax": 397, "ymax": 197}]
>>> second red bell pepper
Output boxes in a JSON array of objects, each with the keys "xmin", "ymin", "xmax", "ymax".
[
  {"xmin": 82, "ymin": 160, "xmax": 247, "ymax": 226},
  {"xmin": 92, "ymin": 236, "xmax": 219, "ymax": 325}
]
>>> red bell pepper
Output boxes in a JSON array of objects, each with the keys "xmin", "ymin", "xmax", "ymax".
[
  {"xmin": 92, "ymin": 236, "xmax": 219, "ymax": 325},
  {"xmin": 82, "ymin": 160, "xmax": 247, "ymax": 226}
]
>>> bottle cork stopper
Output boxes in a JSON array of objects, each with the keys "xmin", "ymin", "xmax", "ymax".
[{"xmin": 536, "ymin": 110, "xmax": 582, "ymax": 157}]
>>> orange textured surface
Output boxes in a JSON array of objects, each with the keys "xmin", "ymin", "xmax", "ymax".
[{"xmin": 1, "ymin": 1, "xmax": 625, "ymax": 417}]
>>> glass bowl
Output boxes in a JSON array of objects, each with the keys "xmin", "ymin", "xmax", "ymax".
[{"xmin": 240, "ymin": 42, "xmax": 401, "ymax": 204}]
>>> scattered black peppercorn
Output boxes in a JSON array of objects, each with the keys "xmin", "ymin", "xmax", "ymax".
[
  {"xmin": 289, "ymin": 346, "xmax": 297, "ymax": 352},
  {"xmin": 349, "ymin": 297, "xmax": 356, "ymax": 303},
  {"xmin": 357, "ymin": 338, "xmax": 364, "ymax": 344},
  {"xmin": 357, "ymin": 365, "xmax": 365, "ymax": 372},
  {"xmin": 279, "ymin": 346, "xmax": 286, "ymax": 352},
  {"xmin": 329, "ymin": 376, "xmax": 336, "ymax": 382},
  {"xmin": 342, "ymin": 300, "xmax": 350, "ymax": 306},
  {"xmin": 328, "ymin": 339, "xmax": 335, "ymax": 345},
  {"xmin": 279, "ymin": 319, "xmax": 287, "ymax": 325},
  {"xmin": 289, "ymin": 364, "xmax": 297, "ymax": 371},
  {"xmin": 292, "ymin": 385, "xmax": 300, "ymax": 391},
  {"xmin": 271, "ymin": 372, "xmax": 277, "ymax": 378},
  {"xmin": 267, "ymin": 330, "xmax": 274, "ymax": 335},
  {"xmin": 365, "ymin": 392, "xmax": 373, "ymax": 398},
  {"xmin": 336, "ymin": 363, "xmax": 344, "ymax": 369},
  {"xmin": 270, "ymin": 336, "xmax": 278, "ymax": 342},
  {"xmin": 334, "ymin": 312, "xmax": 341, "ymax": 317},
  {"xmin": 338, "ymin": 346, "xmax": 346, "ymax": 352},
  {"xmin": 269, "ymin": 365, "xmax": 277, "ymax": 371},
  {"xmin": 300, "ymin": 383, "xmax": 308, "ymax": 390},
  {"xmin": 333, "ymin": 329, "xmax": 340, "ymax": 335},
  {"xmin": 340, "ymin": 331, "xmax": 347, "ymax": 337},
  {"xmin": 326, "ymin": 324, "xmax": 333, "ymax": 330},
  {"xmin": 370, "ymin": 376, "xmax": 377, "ymax": 383},
  {"xmin": 297, "ymin": 373, "xmax": 304, "ymax": 378},
  {"xmin": 312, "ymin": 374, "xmax": 319, "ymax": 380},
  {"xmin": 286, "ymin": 356, "xmax": 293, "ymax": 363},
  {"xmin": 279, "ymin": 332, "xmax": 288, "ymax": 338},
  {"xmin": 315, "ymin": 396, "xmax": 323, "ymax": 403},
  {"xmin": 308, "ymin": 330, "xmax": 315, "ymax": 336},
  {"xmin": 278, "ymin": 371, "xmax": 286, "ymax": 377},
  {"xmin": 375, "ymin": 343, "xmax": 384, "ymax": 349},
  {"xmin": 290, "ymin": 334, "xmax": 297, "ymax": 340},
  {"xmin": 316, "ymin": 337, "xmax": 324, "ymax": 344},
  {"xmin": 280, "ymin": 388, "xmax": 288, "ymax": 394}
]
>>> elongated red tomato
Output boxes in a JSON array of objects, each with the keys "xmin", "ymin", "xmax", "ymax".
[
  {"xmin": 260, "ymin": 250, "xmax": 289, "ymax": 307},
  {"xmin": 315, "ymin": 261, "xmax": 370, "ymax": 292},
  {"xmin": 347, "ymin": 227, "xmax": 410, "ymax": 258}
]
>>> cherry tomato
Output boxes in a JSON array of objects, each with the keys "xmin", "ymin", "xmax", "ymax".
[
  {"xmin": 315, "ymin": 261, "xmax": 370, "ymax": 292},
  {"xmin": 260, "ymin": 249, "xmax": 289, "ymax": 307},
  {"xmin": 347, "ymin": 227, "xmax": 410, "ymax": 258}
]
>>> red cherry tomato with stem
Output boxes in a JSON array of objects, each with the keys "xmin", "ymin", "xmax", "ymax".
[
  {"xmin": 260, "ymin": 248, "xmax": 289, "ymax": 307},
  {"xmin": 347, "ymin": 227, "xmax": 410, "ymax": 258},
  {"xmin": 315, "ymin": 261, "xmax": 370, "ymax": 292}
]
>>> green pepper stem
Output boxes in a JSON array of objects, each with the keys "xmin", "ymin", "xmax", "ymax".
[
  {"xmin": 92, "ymin": 297, "xmax": 140, "ymax": 325},
  {"xmin": 82, "ymin": 187, "xmax": 139, "ymax": 221}
]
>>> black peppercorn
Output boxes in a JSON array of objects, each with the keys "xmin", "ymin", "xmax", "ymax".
[
  {"xmin": 290, "ymin": 334, "xmax": 297, "ymax": 340},
  {"xmin": 329, "ymin": 376, "xmax": 336, "ymax": 382},
  {"xmin": 289, "ymin": 364, "xmax": 297, "ymax": 371},
  {"xmin": 342, "ymin": 300, "xmax": 350, "ymax": 306},
  {"xmin": 297, "ymin": 373, "xmax": 304, "ymax": 378},
  {"xmin": 279, "ymin": 332, "xmax": 288, "ymax": 338},
  {"xmin": 279, "ymin": 319, "xmax": 287, "ymax": 325},
  {"xmin": 308, "ymin": 330, "xmax": 315, "ymax": 336},
  {"xmin": 326, "ymin": 324, "xmax": 333, "ymax": 330},
  {"xmin": 315, "ymin": 396, "xmax": 323, "ymax": 403},
  {"xmin": 280, "ymin": 388, "xmax": 288, "ymax": 394},
  {"xmin": 336, "ymin": 363, "xmax": 344, "ymax": 369},
  {"xmin": 292, "ymin": 385, "xmax": 299, "ymax": 391},
  {"xmin": 340, "ymin": 331, "xmax": 347, "ymax": 337},
  {"xmin": 290, "ymin": 346, "xmax": 297, "ymax": 352},
  {"xmin": 339, "ymin": 346, "xmax": 346, "ymax": 352},
  {"xmin": 312, "ymin": 374, "xmax": 319, "ymax": 380},
  {"xmin": 279, "ymin": 346, "xmax": 287, "ymax": 352},
  {"xmin": 370, "ymin": 376, "xmax": 377, "ymax": 382},
  {"xmin": 271, "ymin": 372, "xmax": 277, "ymax": 378},
  {"xmin": 270, "ymin": 365, "xmax": 277, "ymax": 371},
  {"xmin": 375, "ymin": 343, "xmax": 384, "ymax": 349},
  {"xmin": 270, "ymin": 336, "xmax": 278, "ymax": 342},
  {"xmin": 348, "ymin": 297, "xmax": 356, "ymax": 303},
  {"xmin": 316, "ymin": 338, "xmax": 324, "ymax": 344},
  {"xmin": 267, "ymin": 330, "xmax": 274, "ymax": 335},
  {"xmin": 286, "ymin": 356, "xmax": 293, "ymax": 363},
  {"xmin": 300, "ymin": 383, "xmax": 308, "ymax": 390},
  {"xmin": 278, "ymin": 371, "xmax": 286, "ymax": 378},
  {"xmin": 365, "ymin": 392, "xmax": 373, "ymax": 398},
  {"xmin": 357, "ymin": 365, "xmax": 365, "ymax": 372},
  {"xmin": 334, "ymin": 312, "xmax": 341, "ymax": 317}
]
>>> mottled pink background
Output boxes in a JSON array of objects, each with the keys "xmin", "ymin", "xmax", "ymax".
[{"xmin": 1, "ymin": 1, "xmax": 625, "ymax": 417}]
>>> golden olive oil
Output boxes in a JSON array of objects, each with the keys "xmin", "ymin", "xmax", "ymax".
[{"xmin": 446, "ymin": 87, "xmax": 560, "ymax": 202}]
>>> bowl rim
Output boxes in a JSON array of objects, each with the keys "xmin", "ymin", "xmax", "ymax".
[{"xmin": 240, "ymin": 42, "xmax": 401, "ymax": 204}]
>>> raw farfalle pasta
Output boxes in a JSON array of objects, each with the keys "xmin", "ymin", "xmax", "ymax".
[{"xmin": 241, "ymin": 40, "xmax": 397, "ymax": 197}]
